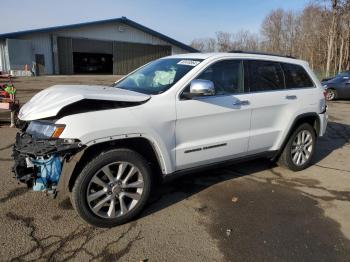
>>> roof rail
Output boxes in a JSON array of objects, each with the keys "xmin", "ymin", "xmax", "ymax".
[{"xmin": 229, "ymin": 50, "xmax": 296, "ymax": 59}]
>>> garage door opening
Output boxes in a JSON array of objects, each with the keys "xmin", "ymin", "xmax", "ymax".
[{"xmin": 73, "ymin": 52, "xmax": 113, "ymax": 74}]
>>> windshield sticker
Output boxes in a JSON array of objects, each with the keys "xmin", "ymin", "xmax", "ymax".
[{"xmin": 177, "ymin": 60, "xmax": 201, "ymax": 66}]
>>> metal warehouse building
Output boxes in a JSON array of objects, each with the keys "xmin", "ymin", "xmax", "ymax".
[{"xmin": 0, "ymin": 17, "xmax": 197, "ymax": 75}]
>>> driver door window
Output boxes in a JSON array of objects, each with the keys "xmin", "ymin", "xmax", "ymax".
[{"xmin": 182, "ymin": 60, "xmax": 244, "ymax": 97}]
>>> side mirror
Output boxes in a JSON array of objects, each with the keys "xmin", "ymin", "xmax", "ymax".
[{"xmin": 189, "ymin": 79, "xmax": 215, "ymax": 97}]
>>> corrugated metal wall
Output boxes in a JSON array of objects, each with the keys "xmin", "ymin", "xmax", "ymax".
[
  {"xmin": 12, "ymin": 21, "xmax": 190, "ymax": 75},
  {"xmin": 54, "ymin": 22, "xmax": 188, "ymax": 54},
  {"xmin": 113, "ymin": 42, "xmax": 171, "ymax": 74},
  {"xmin": 57, "ymin": 36, "xmax": 171, "ymax": 75},
  {"xmin": 57, "ymin": 37, "xmax": 73, "ymax": 74},
  {"xmin": 172, "ymin": 45, "xmax": 187, "ymax": 55},
  {"xmin": 6, "ymin": 39, "xmax": 33, "ymax": 70},
  {"xmin": 20, "ymin": 33, "xmax": 54, "ymax": 74},
  {"xmin": 72, "ymin": 38, "xmax": 113, "ymax": 54},
  {"xmin": 0, "ymin": 40, "xmax": 9, "ymax": 72}
]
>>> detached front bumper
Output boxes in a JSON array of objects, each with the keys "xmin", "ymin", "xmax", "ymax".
[{"xmin": 12, "ymin": 132, "xmax": 81, "ymax": 191}]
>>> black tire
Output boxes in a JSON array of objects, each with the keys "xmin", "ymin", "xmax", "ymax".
[
  {"xmin": 326, "ymin": 89, "xmax": 337, "ymax": 101},
  {"xmin": 71, "ymin": 148, "xmax": 152, "ymax": 228},
  {"xmin": 278, "ymin": 123, "xmax": 316, "ymax": 171}
]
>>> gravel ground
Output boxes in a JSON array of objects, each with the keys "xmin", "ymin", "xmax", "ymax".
[{"xmin": 0, "ymin": 76, "xmax": 350, "ymax": 261}]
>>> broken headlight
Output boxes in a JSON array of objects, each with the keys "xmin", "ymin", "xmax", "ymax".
[{"xmin": 26, "ymin": 121, "xmax": 65, "ymax": 139}]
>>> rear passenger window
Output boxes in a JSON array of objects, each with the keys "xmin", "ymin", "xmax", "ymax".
[
  {"xmin": 245, "ymin": 60, "xmax": 285, "ymax": 92},
  {"xmin": 281, "ymin": 63, "xmax": 314, "ymax": 89}
]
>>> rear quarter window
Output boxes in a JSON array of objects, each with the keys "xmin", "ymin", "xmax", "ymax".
[{"xmin": 281, "ymin": 63, "xmax": 314, "ymax": 89}]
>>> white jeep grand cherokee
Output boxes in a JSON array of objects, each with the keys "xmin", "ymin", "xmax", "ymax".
[{"xmin": 13, "ymin": 52, "xmax": 328, "ymax": 227}]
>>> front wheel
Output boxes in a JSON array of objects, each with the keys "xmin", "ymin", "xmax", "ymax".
[
  {"xmin": 72, "ymin": 149, "xmax": 152, "ymax": 227},
  {"xmin": 278, "ymin": 123, "xmax": 316, "ymax": 171}
]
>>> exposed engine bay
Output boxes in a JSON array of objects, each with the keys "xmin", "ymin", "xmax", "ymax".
[{"xmin": 12, "ymin": 131, "xmax": 82, "ymax": 195}]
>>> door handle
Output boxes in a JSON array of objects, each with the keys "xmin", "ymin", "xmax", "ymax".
[
  {"xmin": 286, "ymin": 95, "xmax": 297, "ymax": 100},
  {"xmin": 233, "ymin": 100, "xmax": 250, "ymax": 106}
]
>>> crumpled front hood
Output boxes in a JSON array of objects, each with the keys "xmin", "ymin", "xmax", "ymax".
[{"xmin": 19, "ymin": 85, "xmax": 150, "ymax": 121}]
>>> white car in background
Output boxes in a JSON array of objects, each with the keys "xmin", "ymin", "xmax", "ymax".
[{"xmin": 13, "ymin": 52, "xmax": 327, "ymax": 227}]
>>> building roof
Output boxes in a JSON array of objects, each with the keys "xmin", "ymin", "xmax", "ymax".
[{"xmin": 0, "ymin": 16, "xmax": 198, "ymax": 52}]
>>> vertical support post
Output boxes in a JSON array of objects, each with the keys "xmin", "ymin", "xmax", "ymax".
[
  {"xmin": 10, "ymin": 110, "xmax": 15, "ymax": 128},
  {"xmin": 9, "ymin": 91, "xmax": 16, "ymax": 128}
]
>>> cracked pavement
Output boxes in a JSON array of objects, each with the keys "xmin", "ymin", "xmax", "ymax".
[{"xmin": 1, "ymin": 76, "xmax": 350, "ymax": 261}]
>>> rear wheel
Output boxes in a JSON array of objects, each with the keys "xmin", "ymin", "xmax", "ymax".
[
  {"xmin": 72, "ymin": 149, "xmax": 152, "ymax": 227},
  {"xmin": 278, "ymin": 123, "xmax": 316, "ymax": 171},
  {"xmin": 326, "ymin": 89, "xmax": 337, "ymax": 101}
]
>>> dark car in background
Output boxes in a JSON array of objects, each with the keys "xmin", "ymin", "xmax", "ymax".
[
  {"xmin": 324, "ymin": 75, "xmax": 350, "ymax": 101},
  {"xmin": 321, "ymin": 70, "xmax": 350, "ymax": 85}
]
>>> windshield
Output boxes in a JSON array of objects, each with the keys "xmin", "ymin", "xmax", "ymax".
[{"xmin": 113, "ymin": 58, "xmax": 203, "ymax": 95}]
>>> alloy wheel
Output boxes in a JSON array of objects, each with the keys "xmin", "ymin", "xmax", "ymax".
[
  {"xmin": 326, "ymin": 89, "xmax": 335, "ymax": 101},
  {"xmin": 291, "ymin": 130, "xmax": 313, "ymax": 166},
  {"xmin": 86, "ymin": 161, "xmax": 144, "ymax": 219}
]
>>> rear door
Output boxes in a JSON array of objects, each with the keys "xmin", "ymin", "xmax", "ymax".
[
  {"xmin": 175, "ymin": 59, "xmax": 252, "ymax": 170},
  {"xmin": 244, "ymin": 60, "xmax": 315, "ymax": 153}
]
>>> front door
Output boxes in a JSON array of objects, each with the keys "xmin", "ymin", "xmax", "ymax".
[{"xmin": 175, "ymin": 60, "xmax": 252, "ymax": 170}]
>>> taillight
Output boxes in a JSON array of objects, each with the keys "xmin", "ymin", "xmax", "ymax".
[{"xmin": 323, "ymin": 90, "xmax": 327, "ymax": 99}]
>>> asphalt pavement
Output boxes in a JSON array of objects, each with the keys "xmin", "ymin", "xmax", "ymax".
[{"xmin": 1, "ymin": 76, "xmax": 350, "ymax": 261}]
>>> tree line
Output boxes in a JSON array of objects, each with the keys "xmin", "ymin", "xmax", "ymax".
[{"xmin": 190, "ymin": 0, "xmax": 350, "ymax": 78}]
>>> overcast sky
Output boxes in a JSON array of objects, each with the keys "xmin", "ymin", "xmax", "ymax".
[{"xmin": 0, "ymin": 0, "xmax": 310, "ymax": 44}]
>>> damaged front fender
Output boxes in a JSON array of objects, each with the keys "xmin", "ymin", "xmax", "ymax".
[
  {"xmin": 12, "ymin": 132, "xmax": 83, "ymax": 195},
  {"xmin": 56, "ymin": 148, "xmax": 86, "ymax": 200}
]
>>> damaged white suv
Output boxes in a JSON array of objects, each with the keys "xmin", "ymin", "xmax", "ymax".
[{"xmin": 13, "ymin": 52, "xmax": 327, "ymax": 227}]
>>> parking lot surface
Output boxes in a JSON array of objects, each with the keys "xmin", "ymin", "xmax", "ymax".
[{"xmin": 1, "ymin": 76, "xmax": 350, "ymax": 261}]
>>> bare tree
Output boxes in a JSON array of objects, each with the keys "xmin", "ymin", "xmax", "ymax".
[
  {"xmin": 190, "ymin": 38, "xmax": 217, "ymax": 52},
  {"xmin": 343, "ymin": 0, "xmax": 350, "ymax": 70},
  {"xmin": 326, "ymin": 0, "xmax": 339, "ymax": 76},
  {"xmin": 190, "ymin": 39, "xmax": 205, "ymax": 51},
  {"xmin": 189, "ymin": 0, "xmax": 350, "ymax": 77},
  {"xmin": 216, "ymin": 31, "xmax": 233, "ymax": 52},
  {"xmin": 232, "ymin": 30, "xmax": 260, "ymax": 51},
  {"xmin": 261, "ymin": 9, "xmax": 284, "ymax": 54}
]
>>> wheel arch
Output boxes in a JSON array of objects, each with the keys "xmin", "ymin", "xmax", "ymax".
[
  {"xmin": 57, "ymin": 137, "xmax": 165, "ymax": 197},
  {"xmin": 272, "ymin": 112, "xmax": 320, "ymax": 161}
]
